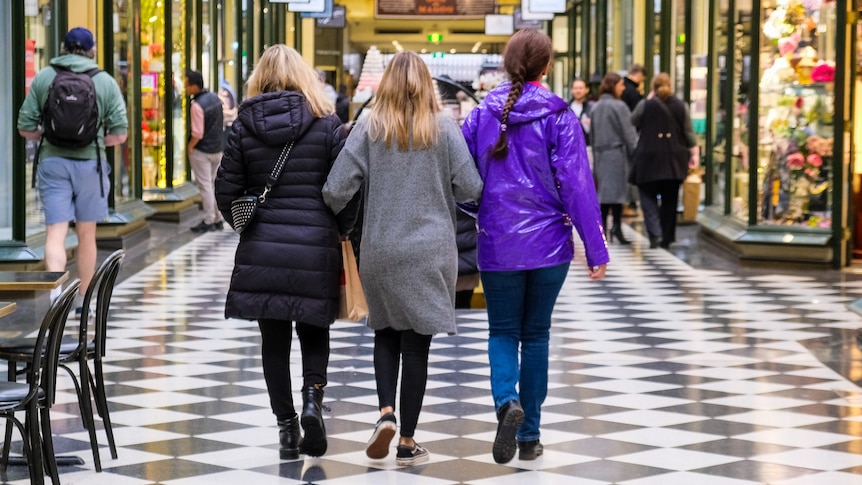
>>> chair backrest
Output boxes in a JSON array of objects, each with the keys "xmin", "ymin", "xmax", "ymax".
[
  {"xmin": 26, "ymin": 279, "xmax": 81, "ymax": 406},
  {"xmin": 93, "ymin": 250, "xmax": 125, "ymax": 360},
  {"xmin": 75, "ymin": 250, "xmax": 125, "ymax": 358}
]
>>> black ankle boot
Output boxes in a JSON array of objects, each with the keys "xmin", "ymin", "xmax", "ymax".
[
  {"xmin": 299, "ymin": 385, "xmax": 327, "ymax": 456},
  {"xmin": 649, "ymin": 235, "xmax": 661, "ymax": 249},
  {"xmin": 611, "ymin": 226, "xmax": 631, "ymax": 245},
  {"xmin": 277, "ymin": 416, "xmax": 301, "ymax": 460}
]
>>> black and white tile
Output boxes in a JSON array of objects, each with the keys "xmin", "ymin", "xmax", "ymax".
[{"xmin": 5, "ymin": 227, "xmax": 862, "ymax": 484}]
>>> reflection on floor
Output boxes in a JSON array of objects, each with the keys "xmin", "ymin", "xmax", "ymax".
[{"xmin": 4, "ymin": 226, "xmax": 862, "ymax": 485}]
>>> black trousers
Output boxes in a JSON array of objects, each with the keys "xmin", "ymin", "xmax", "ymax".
[
  {"xmin": 258, "ymin": 319, "xmax": 330, "ymax": 421},
  {"xmin": 638, "ymin": 179, "xmax": 682, "ymax": 244},
  {"xmin": 374, "ymin": 327, "xmax": 433, "ymax": 438}
]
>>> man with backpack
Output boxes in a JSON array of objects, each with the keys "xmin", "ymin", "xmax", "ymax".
[{"xmin": 17, "ymin": 27, "xmax": 128, "ymax": 315}]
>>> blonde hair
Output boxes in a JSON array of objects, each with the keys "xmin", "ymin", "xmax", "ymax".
[
  {"xmin": 246, "ymin": 44, "xmax": 334, "ymax": 118},
  {"xmin": 651, "ymin": 72, "xmax": 673, "ymax": 101},
  {"xmin": 367, "ymin": 51, "xmax": 439, "ymax": 151}
]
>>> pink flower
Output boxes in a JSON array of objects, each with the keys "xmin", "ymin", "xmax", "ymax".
[
  {"xmin": 787, "ymin": 152, "xmax": 805, "ymax": 168},
  {"xmin": 805, "ymin": 168, "xmax": 818, "ymax": 179},
  {"xmin": 806, "ymin": 153, "xmax": 823, "ymax": 167},
  {"xmin": 811, "ymin": 62, "xmax": 835, "ymax": 83}
]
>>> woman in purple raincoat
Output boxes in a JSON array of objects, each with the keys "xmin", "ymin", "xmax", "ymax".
[{"xmin": 461, "ymin": 30, "xmax": 609, "ymax": 465}]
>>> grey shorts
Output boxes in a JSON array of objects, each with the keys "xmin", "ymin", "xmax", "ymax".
[{"xmin": 38, "ymin": 156, "xmax": 111, "ymax": 225}]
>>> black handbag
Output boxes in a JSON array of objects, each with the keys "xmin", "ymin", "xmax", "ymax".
[{"xmin": 230, "ymin": 140, "xmax": 295, "ymax": 234}]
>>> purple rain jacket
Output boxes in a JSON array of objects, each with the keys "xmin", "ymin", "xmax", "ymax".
[{"xmin": 461, "ymin": 81, "xmax": 610, "ymax": 271}]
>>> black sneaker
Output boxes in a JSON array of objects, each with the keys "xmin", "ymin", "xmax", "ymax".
[
  {"xmin": 366, "ymin": 412, "xmax": 397, "ymax": 459},
  {"xmin": 518, "ymin": 439, "xmax": 543, "ymax": 460},
  {"xmin": 395, "ymin": 442, "xmax": 429, "ymax": 466},
  {"xmin": 492, "ymin": 400, "xmax": 524, "ymax": 464},
  {"xmin": 213, "ymin": 221, "xmax": 225, "ymax": 231},
  {"xmin": 190, "ymin": 221, "xmax": 213, "ymax": 233}
]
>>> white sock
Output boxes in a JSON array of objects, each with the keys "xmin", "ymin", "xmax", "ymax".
[
  {"xmin": 74, "ymin": 292, "xmax": 85, "ymax": 309},
  {"xmin": 49, "ymin": 287, "xmax": 62, "ymax": 302}
]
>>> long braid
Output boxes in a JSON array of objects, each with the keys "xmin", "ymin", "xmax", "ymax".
[{"xmin": 492, "ymin": 77, "xmax": 524, "ymax": 159}]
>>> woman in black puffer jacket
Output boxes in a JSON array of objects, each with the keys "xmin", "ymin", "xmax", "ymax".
[{"xmin": 215, "ymin": 44, "xmax": 355, "ymax": 461}]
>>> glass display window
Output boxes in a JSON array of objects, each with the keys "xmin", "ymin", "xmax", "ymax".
[
  {"xmin": 23, "ymin": 1, "xmax": 53, "ymax": 238},
  {"xmin": 756, "ymin": 0, "xmax": 835, "ymax": 228},
  {"xmin": 708, "ymin": 0, "xmax": 733, "ymax": 215},
  {"xmin": 731, "ymin": 1, "xmax": 753, "ymax": 221}
]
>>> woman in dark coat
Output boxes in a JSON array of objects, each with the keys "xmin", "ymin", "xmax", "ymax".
[
  {"xmin": 590, "ymin": 72, "xmax": 638, "ymax": 244},
  {"xmin": 630, "ymin": 72, "xmax": 696, "ymax": 248},
  {"xmin": 215, "ymin": 44, "xmax": 353, "ymax": 461}
]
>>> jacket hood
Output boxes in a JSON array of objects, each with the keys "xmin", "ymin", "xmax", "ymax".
[
  {"xmin": 50, "ymin": 54, "xmax": 99, "ymax": 72},
  {"xmin": 237, "ymin": 91, "xmax": 314, "ymax": 146},
  {"xmin": 483, "ymin": 81, "xmax": 570, "ymax": 125}
]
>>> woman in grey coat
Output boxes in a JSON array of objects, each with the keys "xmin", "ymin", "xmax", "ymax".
[
  {"xmin": 590, "ymin": 72, "xmax": 638, "ymax": 244},
  {"xmin": 322, "ymin": 52, "xmax": 483, "ymax": 466}
]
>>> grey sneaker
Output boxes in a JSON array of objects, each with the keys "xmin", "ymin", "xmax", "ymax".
[{"xmin": 395, "ymin": 442, "xmax": 429, "ymax": 466}]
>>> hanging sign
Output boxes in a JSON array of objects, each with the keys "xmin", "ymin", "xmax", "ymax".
[
  {"xmin": 514, "ymin": 7, "xmax": 544, "ymax": 29},
  {"xmin": 317, "ymin": 4, "xmax": 346, "ymax": 28},
  {"xmin": 527, "ymin": 0, "xmax": 566, "ymax": 13},
  {"xmin": 376, "ymin": 0, "xmax": 495, "ymax": 18},
  {"xmin": 520, "ymin": 0, "xmax": 554, "ymax": 20}
]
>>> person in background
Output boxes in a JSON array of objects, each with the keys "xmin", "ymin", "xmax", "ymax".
[
  {"xmin": 215, "ymin": 44, "xmax": 351, "ymax": 461},
  {"xmin": 218, "ymin": 80, "xmax": 238, "ymax": 142},
  {"xmin": 322, "ymin": 51, "xmax": 483, "ymax": 467},
  {"xmin": 621, "ymin": 64, "xmax": 646, "ymax": 217},
  {"xmin": 461, "ymin": 29, "xmax": 609, "ymax": 465},
  {"xmin": 185, "ymin": 69, "xmax": 225, "ymax": 233},
  {"xmin": 569, "ymin": 77, "xmax": 595, "ymax": 170},
  {"xmin": 317, "ymin": 69, "xmax": 338, "ymax": 107},
  {"xmin": 589, "ymin": 72, "xmax": 638, "ymax": 245},
  {"xmin": 455, "ymin": 209, "xmax": 479, "ymax": 309},
  {"xmin": 630, "ymin": 72, "xmax": 697, "ymax": 249},
  {"xmin": 17, "ymin": 27, "xmax": 128, "ymax": 315},
  {"xmin": 621, "ymin": 63, "xmax": 646, "ymax": 111}
]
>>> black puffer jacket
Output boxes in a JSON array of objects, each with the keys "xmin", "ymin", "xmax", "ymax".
[
  {"xmin": 456, "ymin": 210, "xmax": 478, "ymax": 276},
  {"xmin": 215, "ymin": 91, "xmax": 351, "ymax": 326}
]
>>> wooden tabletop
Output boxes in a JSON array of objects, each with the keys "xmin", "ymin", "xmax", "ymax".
[
  {"xmin": 0, "ymin": 271, "xmax": 69, "ymax": 291},
  {"xmin": 0, "ymin": 302, "xmax": 16, "ymax": 318}
]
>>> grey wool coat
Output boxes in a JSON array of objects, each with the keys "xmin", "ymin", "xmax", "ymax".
[
  {"xmin": 590, "ymin": 94, "xmax": 638, "ymax": 204},
  {"xmin": 322, "ymin": 113, "xmax": 484, "ymax": 335}
]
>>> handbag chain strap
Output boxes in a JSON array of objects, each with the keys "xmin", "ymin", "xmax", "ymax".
[{"xmin": 259, "ymin": 140, "xmax": 295, "ymax": 203}]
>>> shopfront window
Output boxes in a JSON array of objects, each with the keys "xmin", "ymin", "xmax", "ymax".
[
  {"xmin": 112, "ymin": 0, "xmax": 133, "ymax": 202},
  {"xmin": 141, "ymin": 0, "xmax": 167, "ymax": 189},
  {"xmin": 710, "ymin": 0, "xmax": 730, "ymax": 212},
  {"xmin": 171, "ymin": 0, "xmax": 187, "ymax": 186},
  {"xmin": 139, "ymin": 0, "xmax": 187, "ymax": 190},
  {"xmin": 0, "ymin": 2, "xmax": 12, "ymax": 241},
  {"xmin": 690, "ymin": 2, "xmax": 708, "ymax": 149},
  {"xmin": 756, "ymin": 0, "xmax": 835, "ymax": 228},
  {"xmin": 24, "ymin": 1, "xmax": 52, "ymax": 237},
  {"xmin": 673, "ymin": 0, "xmax": 686, "ymax": 95},
  {"xmin": 731, "ymin": 1, "xmax": 753, "ymax": 221}
]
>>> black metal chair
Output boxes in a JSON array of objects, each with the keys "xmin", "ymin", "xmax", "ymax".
[
  {"xmin": 61, "ymin": 250, "xmax": 124, "ymax": 470},
  {"xmin": 0, "ymin": 279, "xmax": 80, "ymax": 485},
  {"xmin": 0, "ymin": 249, "xmax": 124, "ymax": 473}
]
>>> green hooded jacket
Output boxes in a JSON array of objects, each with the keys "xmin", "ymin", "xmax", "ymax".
[{"xmin": 17, "ymin": 54, "xmax": 128, "ymax": 162}]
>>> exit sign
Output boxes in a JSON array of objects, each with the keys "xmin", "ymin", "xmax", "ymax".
[{"xmin": 428, "ymin": 33, "xmax": 443, "ymax": 43}]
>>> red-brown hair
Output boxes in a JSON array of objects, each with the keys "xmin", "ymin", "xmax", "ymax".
[{"xmin": 492, "ymin": 30, "xmax": 552, "ymax": 159}]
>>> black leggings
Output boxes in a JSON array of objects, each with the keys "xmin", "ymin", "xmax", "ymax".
[
  {"xmin": 258, "ymin": 319, "xmax": 330, "ymax": 421},
  {"xmin": 374, "ymin": 327, "xmax": 433, "ymax": 438}
]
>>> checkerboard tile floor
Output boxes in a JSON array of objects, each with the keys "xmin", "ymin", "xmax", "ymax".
[{"xmin": 5, "ymin": 227, "xmax": 862, "ymax": 484}]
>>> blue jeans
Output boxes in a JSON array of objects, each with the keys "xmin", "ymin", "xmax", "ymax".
[{"xmin": 481, "ymin": 262, "xmax": 570, "ymax": 442}]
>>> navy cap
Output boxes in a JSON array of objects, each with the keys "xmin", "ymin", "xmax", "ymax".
[{"xmin": 64, "ymin": 27, "xmax": 95, "ymax": 51}]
